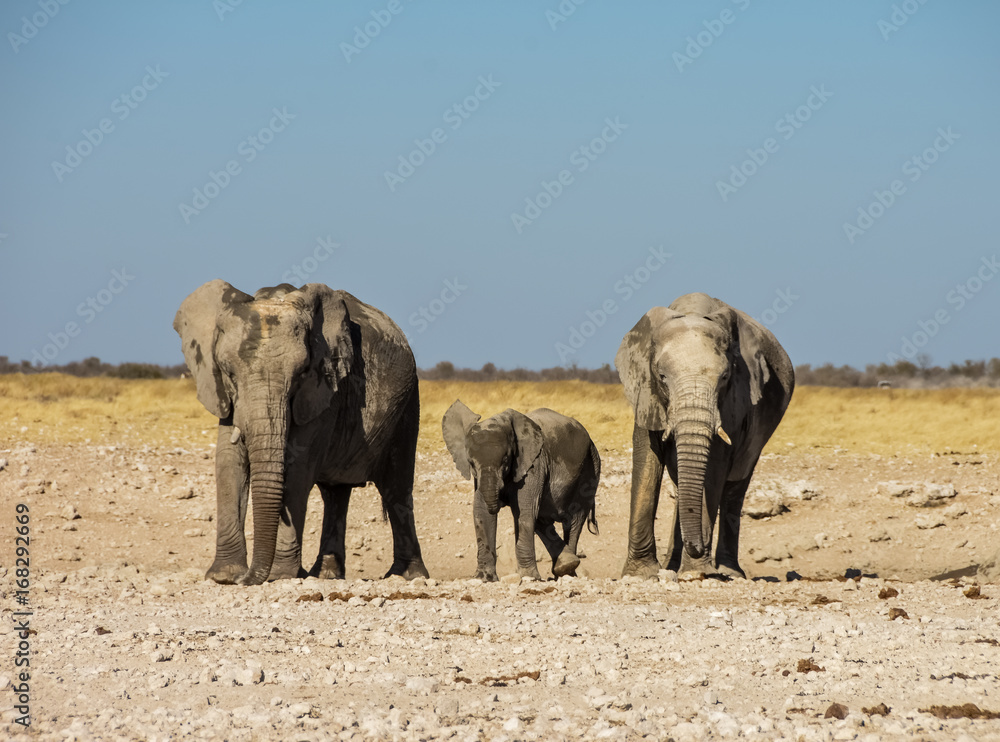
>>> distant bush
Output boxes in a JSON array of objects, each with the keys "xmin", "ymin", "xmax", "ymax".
[
  {"xmin": 109, "ymin": 363, "xmax": 165, "ymax": 380},
  {"xmin": 419, "ymin": 363, "xmax": 620, "ymax": 384},
  {"xmin": 0, "ymin": 356, "xmax": 187, "ymax": 379},
  {"xmin": 3, "ymin": 354, "xmax": 998, "ymax": 388}
]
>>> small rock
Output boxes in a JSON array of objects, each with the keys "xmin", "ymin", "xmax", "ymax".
[
  {"xmin": 878, "ymin": 586, "xmax": 899, "ymax": 599},
  {"xmin": 944, "ymin": 503, "xmax": 968, "ymax": 519},
  {"xmin": 825, "ymin": 702, "xmax": 849, "ymax": 720},
  {"xmin": 182, "ymin": 528, "xmax": 204, "ymax": 538},
  {"xmin": 0, "ymin": 458, "xmax": 7, "ymax": 472},
  {"xmin": 287, "ymin": 702, "xmax": 312, "ymax": 718},
  {"xmin": 869, "ymin": 529, "xmax": 891, "ymax": 542},
  {"xmin": 458, "ymin": 621, "xmax": 480, "ymax": 636},
  {"xmin": 61, "ymin": 504, "xmax": 80, "ymax": 520},
  {"xmin": 435, "ymin": 698, "xmax": 460, "ymax": 717},
  {"xmin": 743, "ymin": 484, "xmax": 788, "ymax": 519},
  {"xmin": 889, "ymin": 607, "xmax": 909, "ymax": 621},
  {"xmin": 500, "ymin": 574, "xmax": 522, "ymax": 585},
  {"xmin": 171, "ymin": 486, "xmax": 195, "ymax": 500},
  {"xmin": 915, "ymin": 514, "xmax": 945, "ymax": 530},
  {"xmin": 405, "ymin": 676, "xmax": 439, "ymax": 695},
  {"xmin": 704, "ymin": 690, "xmax": 719, "ymax": 705},
  {"xmin": 61, "ymin": 522, "xmax": 78, "ymax": 532},
  {"xmin": 503, "ymin": 717, "xmax": 521, "ymax": 732}
]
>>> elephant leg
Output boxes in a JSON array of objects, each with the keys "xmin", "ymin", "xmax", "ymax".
[
  {"xmin": 310, "ymin": 484, "xmax": 351, "ymax": 579},
  {"xmin": 510, "ymin": 499, "xmax": 542, "ymax": 581},
  {"xmin": 268, "ymin": 451, "xmax": 314, "ymax": 581},
  {"xmin": 473, "ymin": 496, "xmax": 499, "ymax": 582},
  {"xmin": 375, "ymin": 390, "xmax": 429, "ymax": 580},
  {"xmin": 206, "ymin": 423, "xmax": 249, "ymax": 584},
  {"xmin": 714, "ymin": 474, "xmax": 752, "ymax": 579},
  {"xmin": 536, "ymin": 519, "xmax": 578, "ymax": 578},
  {"xmin": 622, "ymin": 426, "xmax": 663, "ymax": 579}
]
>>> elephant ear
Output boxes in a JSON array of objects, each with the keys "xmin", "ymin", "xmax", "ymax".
[
  {"xmin": 292, "ymin": 284, "xmax": 355, "ymax": 426},
  {"xmin": 506, "ymin": 410, "xmax": 546, "ymax": 484},
  {"xmin": 615, "ymin": 307, "xmax": 681, "ymax": 430},
  {"xmin": 173, "ymin": 279, "xmax": 250, "ymax": 419},
  {"xmin": 707, "ymin": 306, "xmax": 769, "ymax": 405},
  {"xmin": 442, "ymin": 400, "xmax": 481, "ymax": 480}
]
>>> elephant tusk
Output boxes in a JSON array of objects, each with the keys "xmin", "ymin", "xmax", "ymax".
[
  {"xmin": 230, "ymin": 426, "xmax": 242, "ymax": 444},
  {"xmin": 716, "ymin": 426, "xmax": 731, "ymax": 445}
]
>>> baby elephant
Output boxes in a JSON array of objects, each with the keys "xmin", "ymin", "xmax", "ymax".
[{"xmin": 443, "ymin": 400, "xmax": 600, "ymax": 581}]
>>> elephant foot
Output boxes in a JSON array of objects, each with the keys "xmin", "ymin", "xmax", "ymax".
[
  {"xmin": 679, "ymin": 553, "xmax": 713, "ymax": 577},
  {"xmin": 553, "ymin": 550, "xmax": 581, "ymax": 578},
  {"xmin": 267, "ymin": 561, "xmax": 306, "ymax": 581},
  {"xmin": 518, "ymin": 566, "xmax": 544, "ymax": 581},
  {"xmin": 205, "ymin": 559, "xmax": 247, "ymax": 585},
  {"xmin": 714, "ymin": 562, "xmax": 746, "ymax": 580},
  {"xmin": 384, "ymin": 558, "xmax": 430, "ymax": 580},
  {"xmin": 309, "ymin": 554, "xmax": 346, "ymax": 580},
  {"xmin": 237, "ymin": 567, "xmax": 269, "ymax": 586},
  {"xmin": 473, "ymin": 569, "xmax": 499, "ymax": 582},
  {"xmin": 621, "ymin": 557, "xmax": 660, "ymax": 579}
]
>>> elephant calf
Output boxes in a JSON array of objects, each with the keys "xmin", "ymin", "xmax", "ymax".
[{"xmin": 443, "ymin": 400, "xmax": 600, "ymax": 581}]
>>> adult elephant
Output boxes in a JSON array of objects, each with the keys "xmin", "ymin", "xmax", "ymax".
[
  {"xmin": 174, "ymin": 280, "xmax": 428, "ymax": 586},
  {"xmin": 615, "ymin": 292, "xmax": 794, "ymax": 579}
]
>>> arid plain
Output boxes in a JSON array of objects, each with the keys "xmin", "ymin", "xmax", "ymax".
[{"xmin": 1, "ymin": 376, "xmax": 999, "ymax": 741}]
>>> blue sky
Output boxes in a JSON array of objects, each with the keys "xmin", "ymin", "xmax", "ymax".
[{"xmin": 1, "ymin": 1, "xmax": 997, "ymax": 371}]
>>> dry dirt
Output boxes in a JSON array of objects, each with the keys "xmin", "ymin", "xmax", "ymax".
[{"xmin": 1, "ymin": 432, "xmax": 1000, "ymax": 740}]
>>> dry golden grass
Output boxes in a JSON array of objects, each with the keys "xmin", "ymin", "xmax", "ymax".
[{"xmin": 2, "ymin": 374, "xmax": 998, "ymax": 455}]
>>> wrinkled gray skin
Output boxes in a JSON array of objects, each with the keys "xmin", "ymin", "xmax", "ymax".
[
  {"xmin": 174, "ymin": 280, "xmax": 428, "ymax": 586},
  {"xmin": 443, "ymin": 401, "xmax": 600, "ymax": 581},
  {"xmin": 616, "ymin": 293, "xmax": 794, "ymax": 580}
]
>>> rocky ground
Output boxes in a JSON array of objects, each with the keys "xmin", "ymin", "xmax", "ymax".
[{"xmin": 1, "ymin": 440, "xmax": 999, "ymax": 740}]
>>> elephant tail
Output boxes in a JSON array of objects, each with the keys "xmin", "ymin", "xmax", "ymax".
[{"xmin": 587, "ymin": 442, "xmax": 600, "ymax": 536}]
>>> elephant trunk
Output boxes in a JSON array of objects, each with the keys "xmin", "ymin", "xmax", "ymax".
[
  {"xmin": 478, "ymin": 473, "xmax": 503, "ymax": 516},
  {"xmin": 239, "ymin": 382, "xmax": 290, "ymax": 586},
  {"xmin": 671, "ymin": 378, "xmax": 720, "ymax": 561}
]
